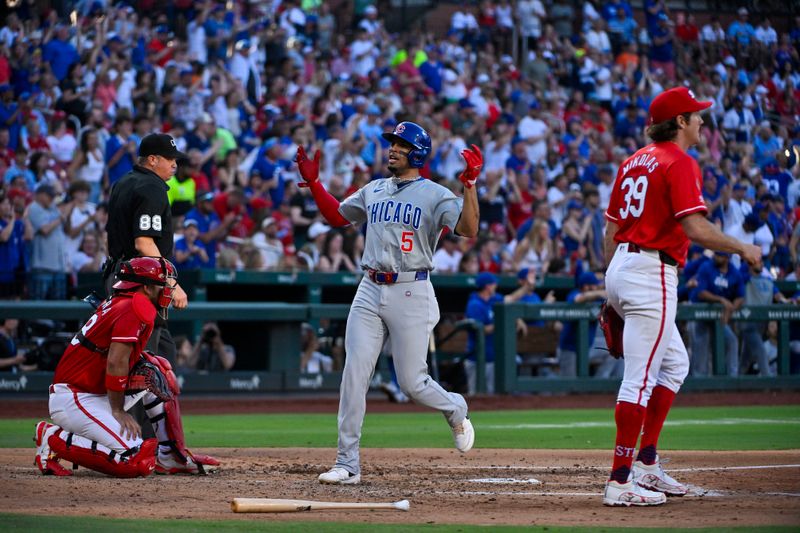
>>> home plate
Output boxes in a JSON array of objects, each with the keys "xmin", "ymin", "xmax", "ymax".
[{"xmin": 468, "ymin": 478, "xmax": 542, "ymax": 484}]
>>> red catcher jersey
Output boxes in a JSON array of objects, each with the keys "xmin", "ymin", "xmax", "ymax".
[
  {"xmin": 605, "ymin": 142, "xmax": 707, "ymax": 266},
  {"xmin": 53, "ymin": 293, "xmax": 156, "ymax": 393}
]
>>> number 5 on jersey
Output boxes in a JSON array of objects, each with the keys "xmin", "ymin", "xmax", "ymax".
[
  {"xmin": 619, "ymin": 175, "xmax": 648, "ymax": 219},
  {"xmin": 400, "ymin": 231, "xmax": 414, "ymax": 253}
]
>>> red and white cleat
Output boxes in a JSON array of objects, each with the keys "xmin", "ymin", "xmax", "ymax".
[
  {"xmin": 33, "ymin": 421, "xmax": 72, "ymax": 477},
  {"xmin": 633, "ymin": 458, "xmax": 688, "ymax": 497},
  {"xmin": 603, "ymin": 480, "xmax": 667, "ymax": 507},
  {"xmin": 155, "ymin": 450, "xmax": 219, "ymax": 475}
]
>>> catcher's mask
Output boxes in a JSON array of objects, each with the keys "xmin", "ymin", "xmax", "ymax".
[{"xmin": 113, "ymin": 257, "xmax": 177, "ymax": 319}]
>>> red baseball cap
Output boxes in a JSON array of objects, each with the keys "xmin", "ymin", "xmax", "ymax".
[{"xmin": 648, "ymin": 87, "xmax": 712, "ymax": 125}]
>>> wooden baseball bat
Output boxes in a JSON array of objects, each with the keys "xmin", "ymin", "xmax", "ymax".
[{"xmin": 231, "ymin": 498, "xmax": 410, "ymax": 513}]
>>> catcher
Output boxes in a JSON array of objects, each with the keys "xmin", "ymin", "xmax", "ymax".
[{"xmin": 34, "ymin": 257, "xmax": 219, "ymax": 477}]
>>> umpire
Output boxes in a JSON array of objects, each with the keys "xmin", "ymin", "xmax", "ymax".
[{"xmin": 104, "ymin": 133, "xmax": 189, "ymax": 364}]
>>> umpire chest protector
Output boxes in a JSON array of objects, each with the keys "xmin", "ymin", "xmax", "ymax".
[{"xmin": 106, "ymin": 166, "xmax": 173, "ymax": 261}]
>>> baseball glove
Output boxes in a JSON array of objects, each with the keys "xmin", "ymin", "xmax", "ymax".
[
  {"xmin": 598, "ymin": 301, "xmax": 624, "ymax": 359},
  {"xmin": 127, "ymin": 357, "xmax": 174, "ymax": 401}
]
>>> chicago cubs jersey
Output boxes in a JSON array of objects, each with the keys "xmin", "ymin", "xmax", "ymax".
[
  {"xmin": 605, "ymin": 142, "xmax": 707, "ymax": 266},
  {"xmin": 338, "ymin": 177, "xmax": 463, "ymax": 271},
  {"xmin": 53, "ymin": 292, "xmax": 156, "ymax": 394}
]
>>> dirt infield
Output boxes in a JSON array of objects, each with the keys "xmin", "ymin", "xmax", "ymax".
[{"xmin": 4, "ymin": 448, "xmax": 799, "ymax": 527}]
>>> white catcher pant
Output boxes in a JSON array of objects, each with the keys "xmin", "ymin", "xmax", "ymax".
[
  {"xmin": 605, "ymin": 244, "xmax": 689, "ymax": 407},
  {"xmin": 49, "ymin": 383, "xmax": 169, "ymax": 458},
  {"xmin": 334, "ymin": 277, "xmax": 467, "ymax": 475}
]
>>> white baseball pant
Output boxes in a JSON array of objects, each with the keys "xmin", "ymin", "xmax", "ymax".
[
  {"xmin": 605, "ymin": 243, "xmax": 690, "ymax": 406},
  {"xmin": 333, "ymin": 277, "xmax": 468, "ymax": 475},
  {"xmin": 49, "ymin": 383, "xmax": 168, "ymax": 458}
]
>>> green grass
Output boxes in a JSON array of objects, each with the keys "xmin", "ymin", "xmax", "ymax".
[
  {"xmin": 2, "ymin": 405, "xmax": 798, "ymax": 450},
  {"xmin": 2, "ymin": 514, "xmax": 797, "ymax": 533}
]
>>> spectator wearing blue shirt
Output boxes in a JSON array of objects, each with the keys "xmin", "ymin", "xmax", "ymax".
[
  {"xmin": 614, "ymin": 105, "xmax": 645, "ymax": 141},
  {"xmin": 464, "ymin": 271, "xmax": 534, "ymax": 394},
  {"xmin": 754, "ymin": 125, "xmax": 782, "ymax": 168},
  {"xmin": 4, "ymin": 148, "xmax": 35, "ymax": 191},
  {"xmin": 42, "ymin": 25, "xmax": 79, "ymax": 81},
  {"xmin": 727, "ymin": 8, "xmax": 756, "ymax": 49},
  {"xmin": 105, "ymin": 116, "xmax": 136, "ymax": 187},
  {"xmin": 603, "ymin": 1, "xmax": 634, "ymax": 21},
  {"xmin": 27, "ymin": 184, "xmax": 67, "ymax": 300},
  {"xmin": 0, "ymin": 84, "xmax": 21, "ymax": 150},
  {"xmin": 608, "ymin": 7, "xmax": 637, "ymax": 51},
  {"xmin": 251, "ymin": 138, "xmax": 289, "ymax": 208},
  {"xmin": 0, "ymin": 194, "xmax": 29, "ymax": 298},
  {"xmin": 357, "ymin": 105, "xmax": 386, "ymax": 167},
  {"xmin": 556, "ymin": 271, "xmax": 607, "ymax": 376},
  {"xmin": 173, "ymin": 219, "xmax": 211, "ymax": 271},
  {"xmin": 649, "ymin": 13, "xmax": 675, "ymax": 81},
  {"xmin": 761, "ymin": 158, "xmax": 793, "ymax": 201},
  {"xmin": 418, "ymin": 47, "xmax": 444, "ymax": 95},
  {"xmin": 644, "ymin": 0, "xmax": 666, "ymax": 32},
  {"xmin": 184, "ymin": 191, "xmax": 234, "ymax": 269},
  {"xmin": 739, "ymin": 264, "xmax": 791, "ymax": 376},
  {"xmin": 690, "ymin": 252, "xmax": 744, "ymax": 376}
]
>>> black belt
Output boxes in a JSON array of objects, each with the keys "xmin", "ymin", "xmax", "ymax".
[
  {"xmin": 367, "ymin": 269, "xmax": 429, "ymax": 284},
  {"xmin": 626, "ymin": 243, "xmax": 678, "ymax": 267}
]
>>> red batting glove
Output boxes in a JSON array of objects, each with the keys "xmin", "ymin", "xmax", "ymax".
[
  {"xmin": 295, "ymin": 146, "xmax": 320, "ymax": 188},
  {"xmin": 458, "ymin": 144, "xmax": 483, "ymax": 189}
]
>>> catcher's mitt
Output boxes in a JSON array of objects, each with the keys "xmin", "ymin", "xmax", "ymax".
[
  {"xmin": 598, "ymin": 301, "xmax": 624, "ymax": 359},
  {"xmin": 127, "ymin": 357, "xmax": 174, "ymax": 401}
]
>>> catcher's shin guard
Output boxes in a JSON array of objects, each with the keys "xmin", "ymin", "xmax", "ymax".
[
  {"xmin": 156, "ymin": 395, "xmax": 219, "ymax": 473},
  {"xmin": 48, "ymin": 430, "xmax": 157, "ymax": 478},
  {"xmin": 141, "ymin": 352, "xmax": 219, "ymax": 472}
]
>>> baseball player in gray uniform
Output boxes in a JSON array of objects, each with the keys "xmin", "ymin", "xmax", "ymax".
[{"xmin": 296, "ymin": 121, "xmax": 482, "ymax": 484}]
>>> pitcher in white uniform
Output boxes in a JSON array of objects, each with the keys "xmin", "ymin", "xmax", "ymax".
[{"xmin": 295, "ymin": 121, "xmax": 482, "ymax": 484}]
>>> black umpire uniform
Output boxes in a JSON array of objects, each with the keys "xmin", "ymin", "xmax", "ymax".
[{"xmin": 104, "ymin": 134, "xmax": 184, "ymax": 364}]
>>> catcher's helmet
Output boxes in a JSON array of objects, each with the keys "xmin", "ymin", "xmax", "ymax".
[
  {"xmin": 113, "ymin": 257, "xmax": 177, "ymax": 312},
  {"xmin": 381, "ymin": 121, "xmax": 432, "ymax": 169}
]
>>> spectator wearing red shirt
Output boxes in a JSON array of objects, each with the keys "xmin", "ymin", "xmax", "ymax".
[
  {"xmin": 147, "ymin": 25, "xmax": 175, "ymax": 68},
  {"xmin": 0, "ymin": 127, "xmax": 15, "ymax": 167},
  {"xmin": 476, "ymin": 238, "xmax": 503, "ymax": 273},
  {"xmin": 22, "ymin": 116, "xmax": 50, "ymax": 154},
  {"xmin": 675, "ymin": 12, "xmax": 699, "ymax": 43},
  {"xmin": 211, "ymin": 187, "xmax": 254, "ymax": 238}
]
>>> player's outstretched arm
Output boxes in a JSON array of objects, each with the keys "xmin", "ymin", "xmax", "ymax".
[
  {"xmin": 455, "ymin": 145, "xmax": 482, "ymax": 237},
  {"xmin": 295, "ymin": 146, "xmax": 350, "ymax": 227},
  {"xmin": 680, "ymin": 213, "xmax": 762, "ymax": 268}
]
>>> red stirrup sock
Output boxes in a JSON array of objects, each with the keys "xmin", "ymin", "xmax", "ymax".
[
  {"xmin": 609, "ymin": 401, "xmax": 646, "ymax": 484},
  {"xmin": 637, "ymin": 385, "xmax": 677, "ymax": 465}
]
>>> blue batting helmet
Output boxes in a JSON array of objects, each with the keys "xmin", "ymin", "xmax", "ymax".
[{"xmin": 381, "ymin": 121, "xmax": 432, "ymax": 168}]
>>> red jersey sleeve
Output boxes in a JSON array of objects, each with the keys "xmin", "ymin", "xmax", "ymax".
[{"xmin": 668, "ymin": 155, "xmax": 708, "ymax": 220}]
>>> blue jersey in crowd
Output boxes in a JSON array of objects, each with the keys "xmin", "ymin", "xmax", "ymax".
[
  {"xmin": 105, "ymin": 135, "xmax": 134, "ymax": 186},
  {"xmin": 173, "ymin": 237, "xmax": 213, "ymax": 270},
  {"xmin": 691, "ymin": 260, "xmax": 745, "ymax": 302},
  {"xmin": 0, "ymin": 218, "xmax": 26, "ymax": 282},
  {"xmin": 465, "ymin": 292, "xmax": 503, "ymax": 362},
  {"xmin": 184, "ymin": 208, "xmax": 221, "ymax": 268}
]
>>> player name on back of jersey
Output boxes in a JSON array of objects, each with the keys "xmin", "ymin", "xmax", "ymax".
[
  {"xmin": 368, "ymin": 200, "xmax": 423, "ymax": 229},
  {"xmin": 621, "ymin": 150, "xmax": 659, "ymax": 176}
]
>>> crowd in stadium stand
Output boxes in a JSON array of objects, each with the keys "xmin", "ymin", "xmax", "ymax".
[{"xmin": 0, "ymin": 1, "xmax": 798, "ymax": 375}]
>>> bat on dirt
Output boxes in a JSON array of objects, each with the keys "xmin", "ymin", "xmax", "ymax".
[{"xmin": 231, "ymin": 498, "xmax": 410, "ymax": 513}]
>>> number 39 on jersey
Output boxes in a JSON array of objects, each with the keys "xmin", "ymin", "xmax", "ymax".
[{"xmin": 618, "ymin": 175, "xmax": 648, "ymax": 219}]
